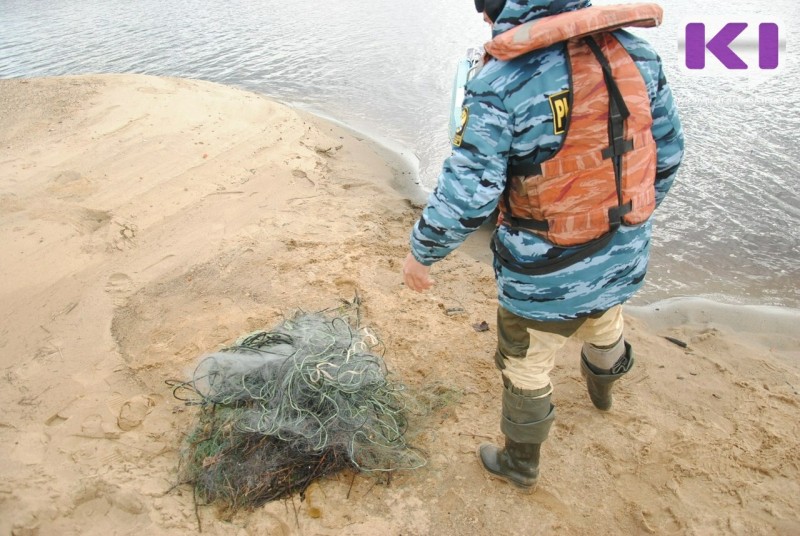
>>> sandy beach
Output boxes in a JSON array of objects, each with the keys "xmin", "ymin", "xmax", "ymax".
[{"xmin": 1, "ymin": 74, "xmax": 799, "ymax": 536}]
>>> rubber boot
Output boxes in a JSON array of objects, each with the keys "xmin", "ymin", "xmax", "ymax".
[
  {"xmin": 478, "ymin": 385, "xmax": 555, "ymax": 491},
  {"xmin": 580, "ymin": 341, "xmax": 634, "ymax": 411},
  {"xmin": 478, "ymin": 438, "xmax": 542, "ymax": 490}
]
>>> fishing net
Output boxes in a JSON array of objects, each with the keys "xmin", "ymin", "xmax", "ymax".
[{"xmin": 170, "ymin": 304, "xmax": 430, "ymax": 511}]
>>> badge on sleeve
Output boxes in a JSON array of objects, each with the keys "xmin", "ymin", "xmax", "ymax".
[
  {"xmin": 548, "ymin": 90, "xmax": 570, "ymax": 135},
  {"xmin": 453, "ymin": 106, "xmax": 469, "ymax": 147}
]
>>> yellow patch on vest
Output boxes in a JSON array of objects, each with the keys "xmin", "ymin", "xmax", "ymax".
[
  {"xmin": 548, "ymin": 90, "xmax": 570, "ymax": 135},
  {"xmin": 453, "ymin": 106, "xmax": 469, "ymax": 147}
]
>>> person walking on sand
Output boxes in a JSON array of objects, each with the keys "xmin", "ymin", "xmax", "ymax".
[{"xmin": 402, "ymin": 0, "xmax": 684, "ymax": 491}]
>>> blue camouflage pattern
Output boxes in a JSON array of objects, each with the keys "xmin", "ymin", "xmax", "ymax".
[{"xmin": 410, "ymin": 0, "xmax": 685, "ymax": 321}]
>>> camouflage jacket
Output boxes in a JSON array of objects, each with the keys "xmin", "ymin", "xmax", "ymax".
[{"xmin": 410, "ymin": 0, "xmax": 685, "ymax": 321}]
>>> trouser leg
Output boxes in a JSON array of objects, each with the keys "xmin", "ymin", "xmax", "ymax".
[{"xmin": 495, "ymin": 306, "xmax": 575, "ymax": 392}]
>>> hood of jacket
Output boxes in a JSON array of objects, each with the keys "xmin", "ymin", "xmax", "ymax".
[{"xmin": 492, "ymin": 0, "xmax": 593, "ymax": 37}]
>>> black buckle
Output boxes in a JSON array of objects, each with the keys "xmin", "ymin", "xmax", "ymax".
[
  {"xmin": 601, "ymin": 138, "xmax": 634, "ymax": 159},
  {"xmin": 608, "ymin": 201, "xmax": 633, "ymax": 224}
]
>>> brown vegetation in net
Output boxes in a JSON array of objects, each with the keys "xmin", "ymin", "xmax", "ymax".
[{"xmin": 180, "ymin": 406, "xmax": 353, "ymax": 512}]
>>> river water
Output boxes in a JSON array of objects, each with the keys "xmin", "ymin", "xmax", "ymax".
[{"xmin": 1, "ymin": 0, "xmax": 798, "ymax": 308}]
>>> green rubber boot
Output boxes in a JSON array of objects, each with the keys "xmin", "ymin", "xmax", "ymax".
[
  {"xmin": 478, "ymin": 438, "xmax": 542, "ymax": 490},
  {"xmin": 580, "ymin": 341, "xmax": 634, "ymax": 411},
  {"xmin": 478, "ymin": 385, "xmax": 555, "ymax": 491}
]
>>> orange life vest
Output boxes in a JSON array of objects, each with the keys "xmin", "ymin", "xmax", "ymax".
[{"xmin": 489, "ymin": 4, "xmax": 662, "ymax": 249}]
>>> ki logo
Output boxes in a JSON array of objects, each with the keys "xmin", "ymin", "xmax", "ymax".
[{"xmin": 680, "ymin": 19, "xmax": 784, "ymax": 73}]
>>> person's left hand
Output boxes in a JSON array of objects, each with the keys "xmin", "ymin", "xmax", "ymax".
[{"xmin": 402, "ymin": 253, "xmax": 435, "ymax": 292}]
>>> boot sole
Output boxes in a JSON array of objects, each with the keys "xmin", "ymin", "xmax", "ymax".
[{"xmin": 476, "ymin": 444, "xmax": 538, "ymax": 493}]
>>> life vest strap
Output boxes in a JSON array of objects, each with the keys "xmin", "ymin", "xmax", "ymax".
[
  {"xmin": 504, "ymin": 216, "xmax": 550, "ymax": 232},
  {"xmin": 499, "ymin": 198, "xmax": 631, "ymax": 236},
  {"xmin": 585, "ymin": 37, "xmax": 630, "ymax": 121},
  {"xmin": 585, "ymin": 36, "xmax": 633, "ymax": 167},
  {"xmin": 585, "ymin": 35, "xmax": 629, "ymax": 215}
]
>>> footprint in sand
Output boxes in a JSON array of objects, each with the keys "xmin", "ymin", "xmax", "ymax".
[
  {"xmin": 70, "ymin": 479, "xmax": 148, "ymax": 519},
  {"xmin": 63, "ymin": 207, "xmax": 111, "ymax": 235},
  {"xmin": 117, "ymin": 394, "xmax": 157, "ymax": 431},
  {"xmin": 105, "ymin": 273, "xmax": 134, "ymax": 305},
  {"xmin": 0, "ymin": 193, "xmax": 23, "ymax": 213},
  {"xmin": 46, "ymin": 170, "xmax": 97, "ymax": 200}
]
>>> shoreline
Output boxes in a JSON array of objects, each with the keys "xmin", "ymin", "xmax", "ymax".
[
  {"xmin": 1, "ymin": 74, "xmax": 798, "ymax": 536},
  {"xmin": 292, "ymin": 106, "xmax": 428, "ymax": 208},
  {"xmin": 627, "ymin": 297, "xmax": 800, "ymax": 334}
]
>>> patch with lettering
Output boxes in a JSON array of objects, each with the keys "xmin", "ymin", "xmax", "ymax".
[
  {"xmin": 453, "ymin": 106, "xmax": 469, "ymax": 147},
  {"xmin": 548, "ymin": 90, "xmax": 570, "ymax": 135}
]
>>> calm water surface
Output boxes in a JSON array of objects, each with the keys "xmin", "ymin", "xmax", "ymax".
[{"xmin": 1, "ymin": 0, "xmax": 798, "ymax": 308}]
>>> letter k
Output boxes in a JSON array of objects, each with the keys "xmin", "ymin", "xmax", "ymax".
[{"xmin": 686, "ymin": 23, "xmax": 748, "ymax": 69}]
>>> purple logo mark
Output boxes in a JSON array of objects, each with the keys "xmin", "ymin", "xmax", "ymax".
[{"xmin": 685, "ymin": 22, "xmax": 780, "ymax": 70}]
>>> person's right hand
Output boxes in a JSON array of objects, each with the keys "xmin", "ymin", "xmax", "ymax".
[{"xmin": 402, "ymin": 253, "xmax": 435, "ymax": 292}]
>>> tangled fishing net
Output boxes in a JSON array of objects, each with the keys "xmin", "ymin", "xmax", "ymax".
[{"xmin": 170, "ymin": 305, "xmax": 430, "ymax": 511}]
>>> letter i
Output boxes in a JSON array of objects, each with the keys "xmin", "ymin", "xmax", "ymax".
[
  {"xmin": 759, "ymin": 23, "xmax": 779, "ymax": 69},
  {"xmin": 685, "ymin": 23, "xmax": 706, "ymax": 69}
]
